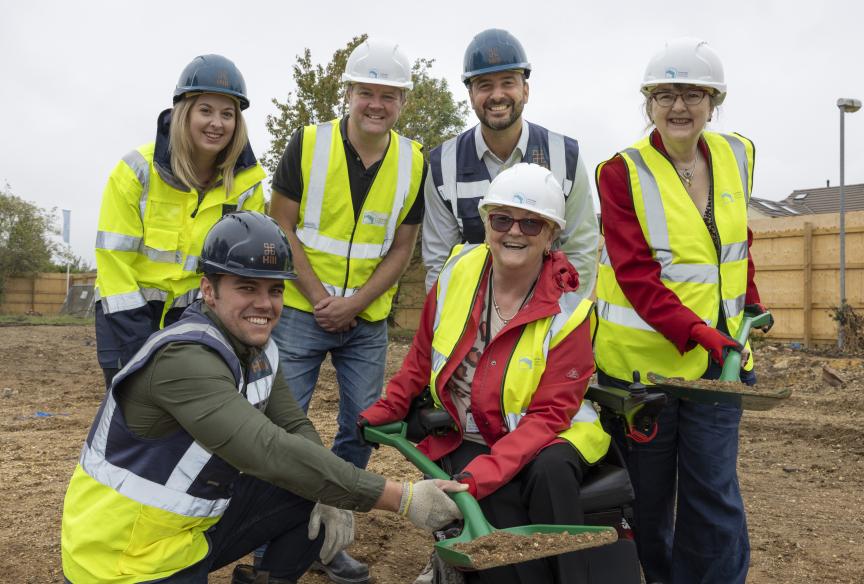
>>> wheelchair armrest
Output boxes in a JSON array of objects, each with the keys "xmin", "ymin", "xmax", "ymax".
[{"xmin": 586, "ymin": 383, "xmax": 668, "ymax": 436}]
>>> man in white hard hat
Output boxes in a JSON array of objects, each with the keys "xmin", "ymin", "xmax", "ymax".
[
  {"xmin": 422, "ymin": 29, "xmax": 599, "ymax": 297},
  {"xmin": 269, "ymin": 38, "xmax": 426, "ymax": 584}
]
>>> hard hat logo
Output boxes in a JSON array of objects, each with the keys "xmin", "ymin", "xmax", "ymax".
[
  {"xmin": 487, "ymin": 48, "xmax": 501, "ymax": 65},
  {"xmin": 368, "ymin": 69, "xmax": 379, "ymax": 79},
  {"xmin": 216, "ymin": 71, "xmax": 230, "ymax": 88},
  {"xmin": 263, "ymin": 243, "xmax": 277, "ymax": 265},
  {"xmin": 664, "ymin": 68, "xmax": 689, "ymax": 80}
]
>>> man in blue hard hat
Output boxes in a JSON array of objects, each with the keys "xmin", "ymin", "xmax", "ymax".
[
  {"xmin": 422, "ymin": 29, "xmax": 598, "ymax": 298},
  {"xmin": 61, "ymin": 211, "xmax": 464, "ymax": 584}
]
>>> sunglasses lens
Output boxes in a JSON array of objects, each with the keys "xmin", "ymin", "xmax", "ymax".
[
  {"xmin": 490, "ymin": 215, "xmax": 514, "ymax": 232},
  {"xmin": 520, "ymin": 219, "xmax": 543, "ymax": 236}
]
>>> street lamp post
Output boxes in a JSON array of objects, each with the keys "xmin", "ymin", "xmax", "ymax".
[{"xmin": 836, "ymin": 97, "xmax": 861, "ymax": 349}]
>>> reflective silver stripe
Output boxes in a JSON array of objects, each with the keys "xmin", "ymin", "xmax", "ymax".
[
  {"xmin": 720, "ymin": 241, "xmax": 748, "ymax": 264},
  {"xmin": 236, "ymin": 186, "xmax": 257, "ymax": 210},
  {"xmin": 721, "ymin": 134, "xmax": 749, "ymax": 201},
  {"xmin": 122, "ymin": 150, "xmax": 151, "ymax": 222},
  {"xmin": 322, "ymin": 282, "xmax": 359, "ymax": 297},
  {"xmin": 296, "ymin": 227, "xmax": 384, "ymax": 259},
  {"xmin": 96, "ymin": 231, "xmax": 141, "ymax": 252},
  {"xmin": 183, "ymin": 255, "xmax": 200, "ymax": 271},
  {"xmin": 624, "ymin": 149, "xmax": 671, "ymax": 258},
  {"xmin": 246, "ymin": 339, "xmax": 279, "ymax": 406},
  {"xmin": 455, "ymin": 180, "xmax": 490, "ymax": 200},
  {"xmin": 142, "ymin": 246, "xmax": 181, "ymax": 264},
  {"xmin": 723, "ymin": 294, "xmax": 745, "ymax": 319},
  {"xmin": 170, "ymin": 288, "xmax": 200, "ymax": 309},
  {"xmin": 432, "ymin": 245, "xmax": 478, "ymax": 332},
  {"xmin": 662, "ymin": 263, "xmax": 718, "ymax": 284},
  {"xmin": 596, "ymin": 298, "xmax": 656, "ymax": 332},
  {"xmin": 380, "ymin": 136, "xmax": 414, "ymax": 257},
  {"xmin": 599, "ymin": 245, "xmax": 610, "ymax": 266},
  {"xmin": 505, "ymin": 400, "xmax": 599, "ymax": 433},
  {"xmin": 440, "ymin": 136, "xmax": 460, "ymax": 228},
  {"xmin": 303, "ymin": 122, "xmax": 334, "ymax": 230},
  {"xmin": 165, "ymin": 441, "xmax": 215, "ymax": 492},
  {"xmin": 548, "ymin": 130, "xmax": 566, "ymax": 187},
  {"xmin": 431, "ymin": 348, "xmax": 447, "ymax": 374},
  {"xmin": 102, "ymin": 290, "xmax": 147, "ymax": 313}
]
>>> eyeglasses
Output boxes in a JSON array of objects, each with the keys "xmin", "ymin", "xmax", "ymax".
[
  {"xmin": 488, "ymin": 213, "xmax": 546, "ymax": 236},
  {"xmin": 650, "ymin": 89, "xmax": 710, "ymax": 107}
]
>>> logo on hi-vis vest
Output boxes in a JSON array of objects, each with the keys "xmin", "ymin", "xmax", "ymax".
[
  {"xmin": 362, "ymin": 211, "xmax": 389, "ymax": 226},
  {"xmin": 518, "ymin": 357, "xmax": 533, "ymax": 369},
  {"xmin": 721, "ymin": 192, "xmax": 743, "ymax": 204}
]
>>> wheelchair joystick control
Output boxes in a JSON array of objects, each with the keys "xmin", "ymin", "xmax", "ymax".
[{"xmin": 628, "ymin": 371, "xmax": 648, "ymax": 396}]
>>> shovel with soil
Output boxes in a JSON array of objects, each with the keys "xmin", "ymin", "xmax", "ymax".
[
  {"xmin": 363, "ymin": 422, "xmax": 618, "ymax": 570},
  {"xmin": 648, "ymin": 309, "xmax": 791, "ymax": 410}
]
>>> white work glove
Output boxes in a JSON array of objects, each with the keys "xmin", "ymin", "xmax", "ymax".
[
  {"xmin": 307, "ymin": 502, "xmax": 354, "ymax": 564},
  {"xmin": 399, "ymin": 479, "xmax": 463, "ymax": 532}
]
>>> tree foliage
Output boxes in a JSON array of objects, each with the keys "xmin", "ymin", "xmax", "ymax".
[
  {"xmin": 0, "ymin": 185, "xmax": 89, "ymax": 297},
  {"xmin": 261, "ymin": 35, "xmax": 468, "ymax": 173}
]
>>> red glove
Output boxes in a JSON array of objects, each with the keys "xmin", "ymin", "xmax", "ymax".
[
  {"xmin": 745, "ymin": 303, "xmax": 774, "ymax": 333},
  {"xmin": 690, "ymin": 323, "xmax": 743, "ymax": 365}
]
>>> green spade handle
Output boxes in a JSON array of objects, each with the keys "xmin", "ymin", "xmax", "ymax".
[
  {"xmin": 719, "ymin": 310, "xmax": 773, "ymax": 381},
  {"xmin": 363, "ymin": 422, "xmax": 494, "ymax": 538}
]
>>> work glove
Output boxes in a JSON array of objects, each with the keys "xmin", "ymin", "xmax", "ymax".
[
  {"xmin": 355, "ymin": 417, "xmax": 379, "ymax": 449},
  {"xmin": 745, "ymin": 303, "xmax": 774, "ymax": 333},
  {"xmin": 399, "ymin": 479, "xmax": 464, "ymax": 532},
  {"xmin": 307, "ymin": 503, "xmax": 354, "ymax": 564},
  {"xmin": 690, "ymin": 323, "xmax": 743, "ymax": 366}
]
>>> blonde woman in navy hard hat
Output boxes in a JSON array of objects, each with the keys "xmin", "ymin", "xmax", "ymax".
[{"xmin": 93, "ymin": 55, "xmax": 266, "ymax": 387}]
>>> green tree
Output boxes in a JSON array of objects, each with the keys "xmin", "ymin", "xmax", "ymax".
[{"xmin": 261, "ymin": 35, "xmax": 468, "ymax": 173}]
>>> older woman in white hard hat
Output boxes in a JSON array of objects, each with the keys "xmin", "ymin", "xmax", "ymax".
[
  {"xmin": 94, "ymin": 54, "xmax": 266, "ymax": 387},
  {"xmin": 593, "ymin": 38, "xmax": 772, "ymax": 584},
  {"xmin": 361, "ymin": 163, "xmax": 611, "ymax": 584}
]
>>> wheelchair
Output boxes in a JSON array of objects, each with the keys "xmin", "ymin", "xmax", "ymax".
[{"xmin": 405, "ymin": 378, "xmax": 666, "ymax": 584}]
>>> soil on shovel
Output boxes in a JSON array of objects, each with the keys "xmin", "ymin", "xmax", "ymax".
[{"xmin": 450, "ymin": 529, "xmax": 617, "ymax": 570}]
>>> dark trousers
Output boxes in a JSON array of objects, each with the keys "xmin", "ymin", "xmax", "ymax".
[
  {"xmin": 145, "ymin": 475, "xmax": 323, "ymax": 583},
  {"xmin": 601, "ymin": 361, "xmax": 754, "ymax": 584},
  {"xmin": 440, "ymin": 441, "xmax": 589, "ymax": 584}
]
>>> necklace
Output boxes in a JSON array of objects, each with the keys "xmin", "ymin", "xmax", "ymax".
[
  {"xmin": 489, "ymin": 274, "xmax": 535, "ymax": 325},
  {"xmin": 676, "ymin": 150, "xmax": 698, "ymax": 188}
]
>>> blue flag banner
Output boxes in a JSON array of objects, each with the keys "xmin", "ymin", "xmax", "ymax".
[{"xmin": 62, "ymin": 209, "xmax": 71, "ymax": 244}]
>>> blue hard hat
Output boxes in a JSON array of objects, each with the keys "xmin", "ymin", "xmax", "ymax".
[
  {"xmin": 199, "ymin": 212, "xmax": 296, "ymax": 280},
  {"xmin": 462, "ymin": 29, "xmax": 531, "ymax": 85},
  {"xmin": 174, "ymin": 54, "xmax": 250, "ymax": 110}
]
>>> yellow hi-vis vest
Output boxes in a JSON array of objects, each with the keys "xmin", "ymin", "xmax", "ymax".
[
  {"xmin": 428, "ymin": 244, "xmax": 610, "ymax": 464},
  {"xmin": 594, "ymin": 131, "xmax": 755, "ymax": 382},
  {"xmin": 95, "ymin": 143, "xmax": 265, "ymax": 321},
  {"xmin": 283, "ymin": 119, "xmax": 425, "ymax": 322}
]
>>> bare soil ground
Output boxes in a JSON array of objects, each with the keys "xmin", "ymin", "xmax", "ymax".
[{"xmin": 1, "ymin": 325, "xmax": 862, "ymax": 583}]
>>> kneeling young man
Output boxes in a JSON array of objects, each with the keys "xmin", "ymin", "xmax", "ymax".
[{"xmin": 61, "ymin": 211, "xmax": 464, "ymax": 584}]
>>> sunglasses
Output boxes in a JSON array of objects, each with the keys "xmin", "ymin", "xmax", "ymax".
[{"xmin": 488, "ymin": 213, "xmax": 547, "ymax": 236}]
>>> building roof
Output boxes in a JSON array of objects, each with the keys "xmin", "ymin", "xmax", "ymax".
[{"xmin": 750, "ymin": 183, "xmax": 864, "ymax": 218}]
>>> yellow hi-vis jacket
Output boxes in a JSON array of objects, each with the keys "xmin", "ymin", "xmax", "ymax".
[
  {"xmin": 282, "ymin": 119, "xmax": 424, "ymax": 322},
  {"xmin": 430, "ymin": 244, "xmax": 610, "ymax": 465},
  {"xmin": 595, "ymin": 131, "xmax": 754, "ymax": 382},
  {"xmin": 95, "ymin": 142, "xmax": 265, "ymax": 321}
]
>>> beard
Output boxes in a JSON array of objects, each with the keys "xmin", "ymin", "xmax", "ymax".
[{"xmin": 476, "ymin": 98, "xmax": 524, "ymax": 131}]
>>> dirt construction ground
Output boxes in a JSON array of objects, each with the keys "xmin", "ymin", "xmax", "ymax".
[{"xmin": 1, "ymin": 324, "xmax": 862, "ymax": 583}]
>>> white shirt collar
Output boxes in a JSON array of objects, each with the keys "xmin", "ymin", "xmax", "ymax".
[{"xmin": 473, "ymin": 118, "xmax": 530, "ymax": 165}]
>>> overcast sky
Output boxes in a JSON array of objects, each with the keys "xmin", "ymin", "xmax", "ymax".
[{"xmin": 2, "ymin": 0, "xmax": 863, "ymax": 265}]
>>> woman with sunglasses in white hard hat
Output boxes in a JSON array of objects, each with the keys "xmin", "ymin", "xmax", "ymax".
[
  {"xmin": 93, "ymin": 54, "xmax": 266, "ymax": 387},
  {"xmin": 594, "ymin": 38, "xmax": 772, "ymax": 584},
  {"xmin": 361, "ymin": 163, "xmax": 611, "ymax": 583}
]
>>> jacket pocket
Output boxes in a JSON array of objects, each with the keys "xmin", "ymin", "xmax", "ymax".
[
  {"xmin": 118, "ymin": 506, "xmax": 208, "ymax": 576},
  {"xmin": 143, "ymin": 227, "xmax": 179, "ymax": 254}
]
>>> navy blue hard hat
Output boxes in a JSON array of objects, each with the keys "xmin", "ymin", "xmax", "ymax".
[
  {"xmin": 174, "ymin": 54, "xmax": 250, "ymax": 110},
  {"xmin": 199, "ymin": 212, "xmax": 296, "ymax": 280},
  {"xmin": 462, "ymin": 29, "xmax": 531, "ymax": 85}
]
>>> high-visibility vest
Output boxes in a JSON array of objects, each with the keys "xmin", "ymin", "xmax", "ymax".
[
  {"xmin": 95, "ymin": 143, "xmax": 265, "ymax": 323},
  {"xmin": 282, "ymin": 119, "xmax": 425, "ymax": 322},
  {"xmin": 594, "ymin": 131, "xmax": 755, "ymax": 382},
  {"xmin": 61, "ymin": 306, "xmax": 279, "ymax": 583},
  {"xmin": 429, "ymin": 244, "xmax": 610, "ymax": 464},
  {"xmin": 429, "ymin": 121, "xmax": 579, "ymax": 243}
]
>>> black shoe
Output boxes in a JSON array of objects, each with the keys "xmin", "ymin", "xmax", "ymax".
[
  {"xmin": 310, "ymin": 550, "xmax": 370, "ymax": 584},
  {"xmin": 231, "ymin": 564, "xmax": 295, "ymax": 584}
]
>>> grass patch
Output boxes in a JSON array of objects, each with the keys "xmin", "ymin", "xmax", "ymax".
[{"xmin": 0, "ymin": 314, "xmax": 94, "ymax": 326}]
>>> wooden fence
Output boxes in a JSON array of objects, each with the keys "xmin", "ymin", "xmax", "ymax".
[
  {"xmin": 391, "ymin": 210, "xmax": 864, "ymax": 346},
  {"xmin": 0, "ymin": 272, "xmax": 97, "ymax": 315}
]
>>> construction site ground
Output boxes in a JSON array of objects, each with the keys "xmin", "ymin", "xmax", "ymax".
[{"xmin": 1, "ymin": 324, "xmax": 862, "ymax": 583}]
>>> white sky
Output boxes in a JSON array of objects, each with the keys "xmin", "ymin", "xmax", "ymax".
[{"xmin": 2, "ymin": 0, "xmax": 863, "ymax": 265}]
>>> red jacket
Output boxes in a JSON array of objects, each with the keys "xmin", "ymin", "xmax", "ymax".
[
  {"xmin": 596, "ymin": 130, "xmax": 761, "ymax": 354},
  {"xmin": 361, "ymin": 250, "xmax": 595, "ymax": 499}
]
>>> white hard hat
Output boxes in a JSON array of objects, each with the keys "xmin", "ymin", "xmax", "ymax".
[
  {"xmin": 342, "ymin": 39, "xmax": 414, "ymax": 90},
  {"xmin": 641, "ymin": 38, "xmax": 726, "ymax": 104},
  {"xmin": 478, "ymin": 163, "xmax": 566, "ymax": 229}
]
